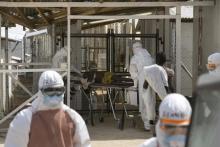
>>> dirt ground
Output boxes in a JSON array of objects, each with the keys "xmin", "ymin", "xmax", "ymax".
[{"xmin": 88, "ymin": 113, "xmax": 152, "ymax": 147}]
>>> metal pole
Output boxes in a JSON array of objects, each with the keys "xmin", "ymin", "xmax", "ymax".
[
  {"xmin": 51, "ymin": 23, "xmax": 56, "ymax": 56},
  {"xmin": 192, "ymin": 7, "xmax": 199, "ymax": 91},
  {"xmin": 132, "ymin": 19, "xmax": 135, "ymax": 41},
  {"xmin": 5, "ymin": 25, "xmax": 9, "ymax": 111},
  {"xmin": 156, "ymin": 29, "xmax": 160, "ymax": 60},
  {"xmin": 176, "ymin": 6, "xmax": 182, "ymax": 93},
  {"xmin": 0, "ymin": 1, "xmax": 215, "ymax": 8},
  {"xmin": 112, "ymin": 30, "xmax": 115, "ymax": 72},
  {"xmin": 0, "ymin": 14, "xmax": 3, "ymax": 112},
  {"xmin": 67, "ymin": 7, "xmax": 71, "ymax": 107},
  {"xmin": 22, "ymin": 36, "xmax": 26, "ymax": 63},
  {"xmin": 70, "ymin": 33, "xmax": 156, "ymax": 38},
  {"xmin": 106, "ymin": 33, "xmax": 110, "ymax": 71}
]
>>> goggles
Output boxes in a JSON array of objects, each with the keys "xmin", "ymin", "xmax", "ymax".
[
  {"xmin": 160, "ymin": 124, "xmax": 188, "ymax": 135},
  {"xmin": 160, "ymin": 119, "xmax": 189, "ymax": 135},
  {"xmin": 41, "ymin": 87, "xmax": 65, "ymax": 96}
]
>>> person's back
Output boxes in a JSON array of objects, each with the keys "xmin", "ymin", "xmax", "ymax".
[{"xmin": 129, "ymin": 42, "xmax": 154, "ymax": 131}]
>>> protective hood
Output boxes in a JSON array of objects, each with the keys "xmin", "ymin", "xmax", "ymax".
[
  {"xmin": 38, "ymin": 70, "xmax": 64, "ymax": 90},
  {"xmin": 159, "ymin": 94, "xmax": 192, "ymax": 126},
  {"xmin": 129, "ymin": 43, "xmax": 153, "ymax": 80},
  {"xmin": 208, "ymin": 53, "xmax": 220, "ymax": 74},
  {"xmin": 132, "ymin": 42, "xmax": 143, "ymax": 55},
  {"xmin": 35, "ymin": 70, "xmax": 65, "ymax": 111},
  {"xmin": 52, "ymin": 46, "xmax": 67, "ymax": 68},
  {"xmin": 156, "ymin": 94, "xmax": 192, "ymax": 147}
]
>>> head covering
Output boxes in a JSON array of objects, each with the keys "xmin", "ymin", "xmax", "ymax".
[
  {"xmin": 38, "ymin": 70, "xmax": 64, "ymax": 90},
  {"xmin": 32, "ymin": 71, "xmax": 64, "ymax": 111},
  {"xmin": 133, "ymin": 41, "xmax": 142, "ymax": 49},
  {"xmin": 156, "ymin": 94, "xmax": 192, "ymax": 147},
  {"xmin": 159, "ymin": 93, "xmax": 192, "ymax": 126},
  {"xmin": 156, "ymin": 52, "xmax": 166, "ymax": 66},
  {"xmin": 207, "ymin": 53, "xmax": 220, "ymax": 74},
  {"xmin": 132, "ymin": 42, "xmax": 143, "ymax": 55}
]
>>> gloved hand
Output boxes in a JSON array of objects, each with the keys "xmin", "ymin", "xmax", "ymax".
[{"xmin": 143, "ymin": 80, "xmax": 149, "ymax": 89}]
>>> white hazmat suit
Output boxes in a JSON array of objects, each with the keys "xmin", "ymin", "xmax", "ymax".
[
  {"xmin": 5, "ymin": 71, "xmax": 91, "ymax": 147},
  {"xmin": 52, "ymin": 46, "xmax": 81, "ymax": 75},
  {"xmin": 207, "ymin": 52, "xmax": 220, "ymax": 74},
  {"xmin": 129, "ymin": 42, "xmax": 153, "ymax": 130},
  {"xmin": 140, "ymin": 93, "xmax": 192, "ymax": 147},
  {"xmin": 142, "ymin": 64, "xmax": 168, "ymax": 122}
]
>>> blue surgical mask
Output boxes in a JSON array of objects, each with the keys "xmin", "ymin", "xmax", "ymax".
[
  {"xmin": 43, "ymin": 94, "xmax": 64, "ymax": 107},
  {"xmin": 166, "ymin": 135, "xmax": 186, "ymax": 147}
]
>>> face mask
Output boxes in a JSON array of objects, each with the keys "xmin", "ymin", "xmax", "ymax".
[
  {"xmin": 166, "ymin": 135, "xmax": 186, "ymax": 147},
  {"xmin": 43, "ymin": 94, "xmax": 64, "ymax": 107}
]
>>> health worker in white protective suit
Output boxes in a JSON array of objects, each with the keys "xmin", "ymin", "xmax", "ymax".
[
  {"xmin": 5, "ymin": 70, "xmax": 91, "ymax": 147},
  {"xmin": 207, "ymin": 52, "xmax": 220, "ymax": 74},
  {"xmin": 52, "ymin": 46, "xmax": 82, "ymax": 76},
  {"xmin": 140, "ymin": 94, "xmax": 192, "ymax": 147},
  {"xmin": 142, "ymin": 52, "xmax": 169, "ymax": 129},
  {"xmin": 129, "ymin": 42, "xmax": 154, "ymax": 130}
]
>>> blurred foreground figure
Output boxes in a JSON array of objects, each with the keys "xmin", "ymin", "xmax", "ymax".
[
  {"xmin": 140, "ymin": 94, "xmax": 192, "ymax": 147},
  {"xmin": 5, "ymin": 71, "xmax": 91, "ymax": 147}
]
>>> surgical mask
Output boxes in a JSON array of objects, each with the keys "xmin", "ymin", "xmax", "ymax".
[
  {"xmin": 43, "ymin": 94, "xmax": 64, "ymax": 107},
  {"xmin": 166, "ymin": 134, "xmax": 186, "ymax": 147},
  {"xmin": 157, "ymin": 122, "xmax": 187, "ymax": 147}
]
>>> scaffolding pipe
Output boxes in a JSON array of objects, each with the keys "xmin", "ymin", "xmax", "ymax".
[
  {"xmin": 67, "ymin": 7, "xmax": 71, "ymax": 107},
  {"xmin": 7, "ymin": 73, "xmax": 33, "ymax": 97},
  {"xmin": 176, "ymin": 6, "xmax": 182, "ymax": 93},
  {"xmin": 69, "ymin": 33, "xmax": 157, "ymax": 38},
  {"xmin": 0, "ymin": 93, "xmax": 38, "ymax": 125},
  {"xmin": 0, "ymin": 1, "xmax": 214, "ymax": 8},
  {"xmin": 5, "ymin": 25, "xmax": 9, "ymax": 111}
]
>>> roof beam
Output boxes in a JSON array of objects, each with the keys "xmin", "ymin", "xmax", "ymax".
[
  {"xmin": 30, "ymin": 0, "xmax": 50, "ymax": 24},
  {"xmin": 82, "ymin": 19, "xmax": 125, "ymax": 30},
  {"xmin": 35, "ymin": 7, "xmax": 50, "ymax": 24},
  {"xmin": 15, "ymin": 8, "xmax": 31, "ymax": 23},
  {"xmin": 0, "ymin": 9, "xmax": 33, "ymax": 29},
  {"xmin": 69, "ymin": 15, "xmax": 178, "ymax": 20},
  {"xmin": 0, "ymin": 1, "xmax": 214, "ymax": 8}
]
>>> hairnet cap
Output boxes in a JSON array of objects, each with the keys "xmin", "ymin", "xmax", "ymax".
[
  {"xmin": 208, "ymin": 53, "xmax": 220, "ymax": 65},
  {"xmin": 38, "ymin": 70, "xmax": 64, "ymax": 90},
  {"xmin": 159, "ymin": 93, "xmax": 192, "ymax": 126},
  {"xmin": 132, "ymin": 42, "xmax": 142, "ymax": 50}
]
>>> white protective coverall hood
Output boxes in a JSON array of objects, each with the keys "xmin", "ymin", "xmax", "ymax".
[
  {"xmin": 142, "ymin": 64, "xmax": 168, "ymax": 121},
  {"xmin": 140, "ymin": 94, "xmax": 191, "ymax": 147},
  {"xmin": 157, "ymin": 94, "xmax": 191, "ymax": 147},
  {"xmin": 207, "ymin": 52, "xmax": 220, "ymax": 74},
  {"xmin": 5, "ymin": 71, "xmax": 91, "ymax": 147},
  {"xmin": 129, "ymin": 42, "xmax": 154, "ymax": 129},
  {"xmin": 52, "ymin": 46, "xmax": 81, "ymax": 75}
]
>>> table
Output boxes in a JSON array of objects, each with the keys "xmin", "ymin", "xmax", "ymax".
[{"xmin": 89, "ymin": 83, "xmax": 136, "ymax": 130}]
